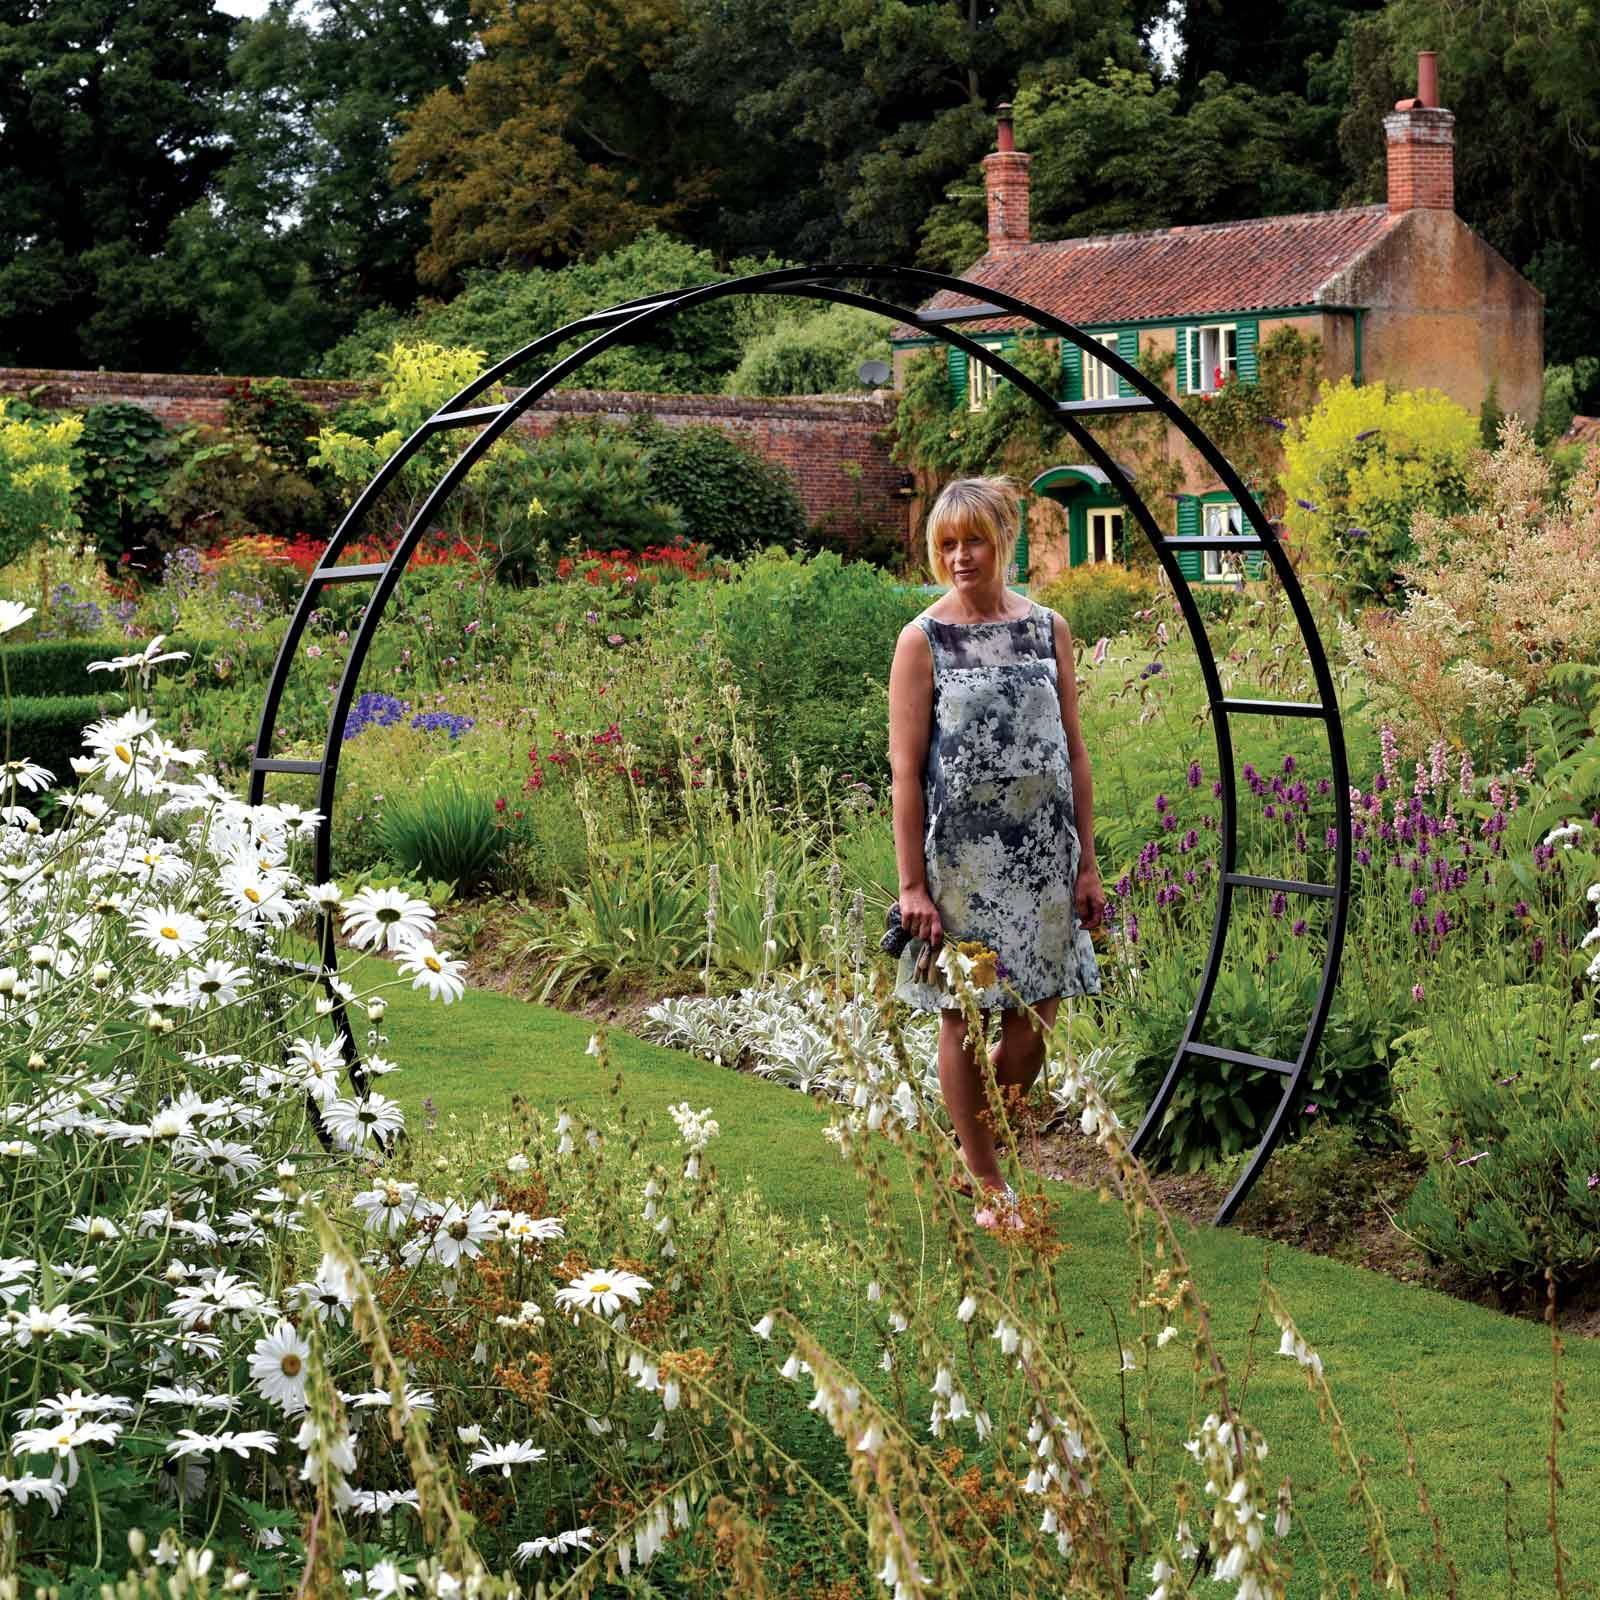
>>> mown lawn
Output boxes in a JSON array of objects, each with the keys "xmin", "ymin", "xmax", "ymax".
[{"xmin": 356, "ymin": 967, "xmax": 1600, "ymax": 1598}]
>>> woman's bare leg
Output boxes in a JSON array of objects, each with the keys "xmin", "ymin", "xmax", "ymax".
[
  {"xmin": 994, "ymin": 997, "xmax": 1062, "ymax": 1105},
  {"xmin": 939, "ymin": 1007, "xmax": 1007, "ymax": 1190}
]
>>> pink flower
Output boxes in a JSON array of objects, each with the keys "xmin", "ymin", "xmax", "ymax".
[
  {"xmin": 1411, "ymin": 983, "xmax": 1425, "ymax": 1002},
  {"xmin": 1092, "ymin": 637, "xmax": 1109, "ymax": 666},
  {"xmin": 607, "ymin": 634, "xmax": 624, "ymax": 646},
  {"xmin": 466, "ymin": 620, "xmax": 481, "ymax": 635},
  {"xmin": 305, "ymin": 644, "xmax": 322, "ymax": 659}
]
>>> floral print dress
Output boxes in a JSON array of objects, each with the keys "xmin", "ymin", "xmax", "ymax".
[{"xmin": 893, "ymin": 599, "xmax": 1102, "ymax": 1012}]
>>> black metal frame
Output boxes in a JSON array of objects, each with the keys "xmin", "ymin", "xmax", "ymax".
[{"xmin": 250, "ymin": 265, "xmax": 1351, "ymax": 1223}]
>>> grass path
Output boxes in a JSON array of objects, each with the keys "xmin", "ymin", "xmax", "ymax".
[{"xmin": 371, "ymin": 971, "xmax": 1599, "ymax": 1597}]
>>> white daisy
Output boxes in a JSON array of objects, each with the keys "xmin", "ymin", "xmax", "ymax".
[
  {"xmin": 10, "ymin": 1418, "xmax": 122, "ymax": 1486},
  {"xmin": 145, "ymin": 1386, "xmax": 239, "ymax": 1412},
  {"xmin": 513, "ymin": 1527, "xmax": 596, "ymax": 1564},
  {"xmin": 166, "ymin": 1428, "xmax": 278, "ymax": 1460},
  {"xmin": 289, "ymin": 1255, "xmax": 356, "ymax": 1325},
  {"xmin": 0, "ymin": 600, "xmax": 37, "ymax": 635},
  {"xmin": 184, "ymin": 959, "xmax": 251, "ymax": 1007},
  {"xmin": 0, "ymin": 757, "xmax": 53, "ymax": 794},
  {"xmin": 351, "ymin": 1180, "xmax": 427, "ymax": 1236},
  {"xmin": 87, "ymin": 635, "xmax": 190, "ymax": 683},
  {"xmin": 366, "ymin": 1560, "xmax": 418, "ymax": 1599},
  {"xmin": 394, "ymin": 938, "xmax": 467, "ymax": 1003},
  {"xmin": 467, "ymin": 1439, "xmax": 547, "ymax": 1477},
  {"xmin": 248, "ymin": 1321, "xmax": 311, "ymax": 1414},
  {"xmin": 322, "ymin": 1093, "xmax": 405, "ymax": 1150},
  {"xmin": 402, "ymin": 1198, "xmax": 497, "ymax": 1269},
  {"xmin": 554, "ymin": 1267, "xmax": 653, "ymax": 1321},
  {"xmin": 130, "ymin": 905, "xmax": 207, "ymax": 959},
  {"xmin": 286, "ymin": 1035, "xmax": 345, "ymax": 1103},
  {"xmin": 0, "ymin": 1473, "xmax": 65, "ymax": 1510},
  {"xmin": 341, "ymin": 886, "xmax": 436, "ymax": 952}
]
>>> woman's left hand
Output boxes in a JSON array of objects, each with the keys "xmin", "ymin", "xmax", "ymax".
[{"xmin": 1075, "ymin": 861, "xmax": 1106, "ymax": 932}]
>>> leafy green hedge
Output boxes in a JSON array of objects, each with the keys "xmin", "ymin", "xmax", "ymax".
[
  {"xmin": 0, "ymin": 640, "xmax": 124, "ymax": 698},
  {"xmin": 3, "ymin": 694, "xmax": 126, "ymax": 780}
]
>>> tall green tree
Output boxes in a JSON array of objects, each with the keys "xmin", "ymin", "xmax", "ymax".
[
  {"xmin": 1338, "ymin": 2, "xmax": 1600, "ymax": 369},
  {"xmin": 170, "ymin": 0, "xmax": 475, "ymax": 376},
  {"xmin": 0, "ymin": 0, "xmax": 234, "ymax": 369},
  {"xmin": 658, "ymin": 0, "xmax": 1151, "ymax": 266},
  {"xmin": 391, "ymin": 0, "xmax": 722, "ymax": 288},
  {"xmin": 1173, "ymin": 0, "xmax": 1386, "ymax": 102}
]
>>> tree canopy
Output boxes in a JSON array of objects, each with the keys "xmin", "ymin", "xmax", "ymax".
[{"xmin": 2, "ymin": 0, "xmax": 1592, "ymax": 388}]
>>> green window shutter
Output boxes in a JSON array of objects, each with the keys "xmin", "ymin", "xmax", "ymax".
[
  {"xmin": 947, "ymin": 346, "xmax": 968, "ymax": 407},
  {"xmin": 1068, "ymin": 501, "xmax": 1087, "ymax": 568},
  {"xmin": 1116, "ymin": 329, "xmax": 1139, "ymax": 398},
  {"xmin": 1235, "ymin": 318, "xmax": 1259, "ymax": 384},
  {"xmin": 999, "ymin": 334, "xmax": 1018, "ymax": 394},
  {"xmin": 1174, "ymin": 496, "xmax": 1202, "ymax": 581},
  {"xmin": 1060, "ymin": 338, "xmax": 1083, "ymax": 402},
  {"xmin": 1174, "ymin": 327, "xmax": 1190, "ymax": 397}
]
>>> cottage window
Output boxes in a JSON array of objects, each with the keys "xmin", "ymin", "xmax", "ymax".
[
  {"xmin": 1202, "ymin": 501, "xmax": 1245, "ymax": 581},
  {"xmin": 967, "ymin": 349, "xmax": 1003, "ymax": 411},
  {"xmin": 1186, "ymin": 324, "xmax": 1238, "ymax": 395},
  {"xmin": 1086, "ymin": 506, "xmax": 1123, "ymax": 565},
  {"xmin": 1083, "ymin": 333, "xmax": 1121, "ymax": 403}
]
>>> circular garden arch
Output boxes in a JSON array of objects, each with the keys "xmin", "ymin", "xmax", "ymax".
[{"xmin": 251, "ymin": 266, "xmax": 1352, "ymax": 1224}]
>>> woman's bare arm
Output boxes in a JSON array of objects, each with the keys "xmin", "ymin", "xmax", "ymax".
[
  {"xmin": 887, "ymin": 623, "xmax": 942, "ymax": 944},
  {"xmin": 1049, "ymin": 610, "xmax": 1101, "ymax": 878}
]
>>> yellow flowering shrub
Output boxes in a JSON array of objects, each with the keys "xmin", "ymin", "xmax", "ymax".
[
  {"xmin": 0, "ymin": 401, "xmax": 83, "ymax": 566},
  {"xmin": 1279, "ymin": 377, "xmax": 1477, "ymax": 602},
  {"xmin": 1338, "ymin": 421, "xmax": 1600, "ymax": 761}
]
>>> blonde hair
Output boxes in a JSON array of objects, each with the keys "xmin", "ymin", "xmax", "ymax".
[{"xmin": 924, "ymin": 476, "xmax": 1021, "ymax": 584}]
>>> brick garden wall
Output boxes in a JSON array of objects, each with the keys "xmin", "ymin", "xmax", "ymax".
[{"xmin": 0, "ymin": 367, "xmax": 908, "ymax": 549}]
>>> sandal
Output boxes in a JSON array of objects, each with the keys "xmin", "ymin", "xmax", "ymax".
[{"xmin": 973, "ymin": 1182, "xmax": 1025, "ymax": 1232}]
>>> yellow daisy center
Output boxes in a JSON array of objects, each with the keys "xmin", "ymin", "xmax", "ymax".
[
  {"xmin": 425, "ymin": 955, "xmax": 442, "ymax": 972},
  {"xmin": 590, "ymin": 1278, "xmax": 612, "ymax": 1294},
  {"xmin": 160, "ymin": 925, "xmax": 180, "ymax": 942},
  {"xmin": 244, "ymin": 887, "xmax": 261, "ymax": 904},
  {"xmin": 279, "ymin": 1353, "xmax": 303, "ymax": 1378},
  {"xmin": 114, "ymin": 744, "xmax": 132, "ymax": 763}
]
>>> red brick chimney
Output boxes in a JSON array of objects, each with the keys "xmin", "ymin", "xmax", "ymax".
[
  {"xmin": 982, "ymin": 103, "xmax": 1031, "ymax": 255},
  {"xmin": 1384, "ymin": 51, "xmax": 1455, "ymax": 213}
]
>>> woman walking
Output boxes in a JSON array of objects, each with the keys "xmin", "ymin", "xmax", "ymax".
[{"xmin": 886, "ymin": 476, "xmax": 1105, "ymax": 1230}]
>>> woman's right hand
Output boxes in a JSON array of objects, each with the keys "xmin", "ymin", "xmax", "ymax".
[{"xmin": 898, "ymin": 886, "xmax": 942, "ymax": 950}]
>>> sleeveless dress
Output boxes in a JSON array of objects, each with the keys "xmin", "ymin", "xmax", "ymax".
[{"xmin": 893, "ymin": 598, "xmax": 1102, "ymax": 1012}]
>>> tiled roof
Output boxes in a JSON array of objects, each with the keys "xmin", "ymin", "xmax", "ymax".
[{"xmin": 890, "ymin": 206, "xmax": 1400, "ymax": 339}]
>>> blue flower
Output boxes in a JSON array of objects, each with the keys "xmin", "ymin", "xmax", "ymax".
[
  {"xmin": 410, "ymin": 711, "xmax": 476, "ymax": 740},
  {"xmin": 343, "ymin": 691, "xmax": 412, "ymax": 741}
]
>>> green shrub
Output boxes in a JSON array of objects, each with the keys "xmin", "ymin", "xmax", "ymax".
[
  {"xmin": 664, "ymin": 548, "xmax": 923, "ymax": 795},
  {"xmin": 160, "ymin": 429, "xmax": 329, "ymax": 545},
  {"xmin": 0, "ymin": 401, "xmax": 81, "ymax": 567},
  {"xmin": 507, "ymin": 420, "xmax": 686, "ymax": 579},
  {"xmin": 1279, "ymin": 378, "xmax": 1478, "ymax": 605},
  {"xmin": 0, "ymin": 639, "xmax": 129, "ymax": 697},
  {"xmin": 627, "ymin": 414, "xmax": 806, "ymax": 558},
  {"xmin": 223, "ymin": 376, "xmax": 326, "ymax": 471},
  {"xmin": 1399, "ymin": 1095, "xmax": 1600, "ymax": 1296},
  {"xmin": 378, "ymin": 778, "xmax": 505, "ymax": 894},
  {"xmin": 72, "ymin": 403, "xmax": 185, "ymax": 570},
  {"xmin": 725, "ymin": 304, "xmax": 890, "ymax": 397},
  {"xmin": 2, "ymin": 692, "xmax": 126, "ymax": 780},
  {"xmin": 1035, "ymin": 564, "xmax": 1152, "ymax": 642}
]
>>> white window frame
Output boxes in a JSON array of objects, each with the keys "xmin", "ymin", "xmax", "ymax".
[
  {"xmin": 1186, "ymin": 322, "xmax": 1238, "ymax": 395},
  {"xmin": 967, "ymin": 346, "xmax": 1003, "ymax": 411},
  {"xmin": 1085, "ymin": 506, "xmax": 1122, "ymax": 566},
  {"xmin": 1202, "ymin": 500, "xmax": 1245, "ymax": 581},
  {"xmin": 1083, "ymin": 332, "xmax": 1121, "ymax": 403}
]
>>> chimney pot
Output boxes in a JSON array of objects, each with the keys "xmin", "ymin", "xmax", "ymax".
[
  {"xmin": 1417, "ymin": 50, "xmax": 1439, "ymax": 108},
  {"xmin": 996, "ymin": 102, "xmax": 1015, "ymax": 154}
]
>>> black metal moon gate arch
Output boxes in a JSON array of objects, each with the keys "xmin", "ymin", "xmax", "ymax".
[{"xmin": 250, "ymin": 266, "xmax": 1352, "ymax": 1225}]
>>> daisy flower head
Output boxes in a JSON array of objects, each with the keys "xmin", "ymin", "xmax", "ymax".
[
  {"xmin": 10, "ymin": 1417, "xmax": 123, "ymax": 1487},
  {"xmin": 83, "ymin": 708, "xmax": 160, "ymax": 790},
  {"xmin": 0, "ymin": 600, "xmax": 36, "ymax": 636},
  {"xmin": 513, "ymin": 1527, "xmax": 596, "ymax": 1565},
  {"xmin": 286, "ymin": 1034, "xmax": 345, "ymax": 1103},
  {"xmin": 131, "ymin": 905, "xmax": 207, "ymax": 960},
  {"xmin": 467, "ymin": 1439, "xmax": 547, "ymax": 1478},
  {"xmin": 554, "ymin": 1267, "xmax": 653, "ymax": 1322},
  {"xmin": 402, "ymin": 1198, "xmax": 496, "ymax": 1269},
  {"xmin": 1, "ymin": 757, "xmax": 53, "ymax": 795},
  {"xmin": 88, "ymin": 635, "xmax": 190, "ymax": 684},
  {"xmin": 351, "ymin": 1179, "xmax": 426, "ymax": 1236},
  {"xmin": 394, "ymin": 937, "xmax": 466, "ymax": 1003},
  {"xmin": 341, "ymin": 886, "xmax": 435, "ymax": 952},
  {"xmin": 247, "ymin": 1321, "xmax": 312, "ymax": 1414},
  {"xmin": 322, "ymin": 1093, "xmax": 405, "ymax": 1151},
  {"xmin": 184, "ymin": 959, "xmax": 250, "ymax": 1007},
  {"xmin": 366, "ymin": 1560, "xmax": 418, "ymax": 1599},
  {"xmin": 219, "ymin": 859, "xmax": 295, "ymax": 927}
]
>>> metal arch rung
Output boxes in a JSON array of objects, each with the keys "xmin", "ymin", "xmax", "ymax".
[
  {"xmin": 1215, "ymin": 696, "xmax": 1328, "ymax": 719},
  {"xmin": 1161, "ymin": 535, "xmax": 1264, "ymax": 551},
  {"xmin": 916, "ymin": 303, "xmax": 1010, "ymax": 326},
  {"xmin": 1223, "ymin": 871, "xmax": 1337, "ymax": 899},
  {"xmin": 426, "ymin": 404, "xmax": 509, "ymax": 431},
  {"xmin": 1186, "ymin": 1042, "xmax": 1296, "ymax": 1076},
  {"xmin": 568, "ymin": 298, "xmax": 679, "ymax": 329},
  {"xmin": 1056, "ymin": 396, "xmax": 1155, "ymax": 416},
  {"xmin": 313, "ymin": 563, "xmax": 388, "ymax": 584},
  {"xmin": 253, "ymin": 758, "xmax": 323, "ymax": 775}
]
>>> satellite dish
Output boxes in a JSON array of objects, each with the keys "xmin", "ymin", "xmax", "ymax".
[{"xmin": 857, "ymin": 358, "xmax": 891, "ymax": 387}]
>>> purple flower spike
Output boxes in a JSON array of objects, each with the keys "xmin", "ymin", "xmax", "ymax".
[
  {"xmin": 1265, "ymin": 417, "xmax": 1287, "ymax": 431},
  {"xmin": 1295, "ymin": 498, "xmax": 1319, "ymax": 512},
  {"xmin": 1354, "ymin": 428, "xmax": 1379, "ymax": 442}
]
